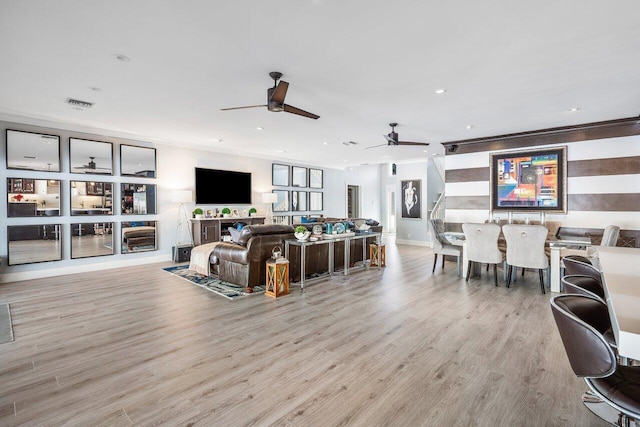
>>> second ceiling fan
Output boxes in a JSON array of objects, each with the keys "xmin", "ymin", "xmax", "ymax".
[
  {"xmin": 220, "ymin": 71, "xmax": 320, "ymax": 120},
  {"xmin": 367, "ymin": 123, "xmax": 430, "ymax": 149}
]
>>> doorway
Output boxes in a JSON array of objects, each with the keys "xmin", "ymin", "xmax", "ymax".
[
  {"xmin": 385, "ymin": 184, "xmax": 396, "ymax": 233},
  {"xmin": 347, "ymin": 185, "xmax": 360, "ymax": 218}
]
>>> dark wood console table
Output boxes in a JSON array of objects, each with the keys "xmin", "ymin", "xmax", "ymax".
[{"xmin": 191, "ymin": 216, "xmax": 265, "ymax": 245}]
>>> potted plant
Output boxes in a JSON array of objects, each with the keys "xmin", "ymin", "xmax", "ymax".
[
  {"xmin": 221, "ymin": 207, "xmax": 231, "ymax": 218},
  {"xmin": 294, "ymin": 225, "xmax": 311, "ymax": 241},
  {"xmin": 193, "ymin": 208, "xmax": 204, "ymax": 219},
  {"xmin": 248, "ymin": 207, "xmax": 257, "ymax": 217}
]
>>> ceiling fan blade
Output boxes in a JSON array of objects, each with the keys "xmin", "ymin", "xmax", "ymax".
[
  {"xmin": 397, "ymin": 141, "xmax": 430, "ymax": 146},
  {"xmin": 220, "ymin": 104, "xmax": 266, "ymax": 111},
  {"xmin": 271, "ymin": 80, "xmax": 289, "ymax": 104},
  {"xmin": 283, "ymin": 104, "xmax": 320, "ymax": 119},
  {"xmin": 366, "ymin": 143, "xmax": 389, "ymax": 149}
]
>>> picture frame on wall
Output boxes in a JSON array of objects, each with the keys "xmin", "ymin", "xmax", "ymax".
[{"xmin": 401, "ymin": 179, "xmax": 421, "ymax": 219}]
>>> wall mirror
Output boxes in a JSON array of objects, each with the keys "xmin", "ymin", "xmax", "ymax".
[
  {"xmin": 8, "ymin": 224, "xmax": 62, "ymax": 265},
  {"xmin": 309, "ymin": 192, "xmax": 323, "ymax": 211},
  {"xmin": 272, "ymin": 190, "xmax": 289, "ymax": 212},
  {"xmin": 121, "ymin": 183, "xmax": 156, "ymax": 214},
  {"xmin": 7, "ymin": 178, "xmax": 61, "ymax": 217},
  {"xmin": 121, "ymin": 221, "xmax": 157, "ymax": 253},
  {"xmin": 71, "ymin": 181, "xmax": 113, "ymax": 215},
  {"xmin": 309, "ymin": 168, "xmax": 323, "ymax": 189},
  {"xmin": 291, "ymin": 166, "xmax": 307, "ymax": 187},
  {"xmin": 70, "ymin": 138, "xmax": 113, "ymax": 175},
  {"xmin": 6, "ymin": 129, "xmax": 60, "ymax": 172},
  {"xmin": 120, "ymin": 145, "xmax": 156, "ymax": 177},
  {"xmin": 272, "ymin": 164, "xmax": 289, "ymax": 186},
  {"xmin": 71, "ymin": 222, "xmax": 114, "ymax": 259},
  {"xmin": 291, "ymin": 215, "xmax": 303, "ymax": 224},
  {"xmin": 291, "ymin": 191, "xmax": 307, "ymax": 211}
]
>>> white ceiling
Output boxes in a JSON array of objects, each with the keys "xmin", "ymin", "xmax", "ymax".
[{"xmin": 1, "ymin": 1, "xmax": 639, "ymax": 169}]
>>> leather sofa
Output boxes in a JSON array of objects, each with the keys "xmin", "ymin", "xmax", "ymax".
[{"xmin": 212, "ymin": 224, "xmax": 294, "ymax": 289}]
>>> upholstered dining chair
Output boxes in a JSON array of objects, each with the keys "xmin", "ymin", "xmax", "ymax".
[
  {"xmin": 586, "ymin": 224, "xmax": 621, "ymax": 258},
  {"xmin": 428, "ymin": 219, "xmax": 462, "ymax": 276},
  {"xmin": 462, "ymin": 223, "xmax": 503, "ymax": 286},
  {"xmin": 502, "ymin": 224, "xmax": 549, "ymax": 293},
  {"xmin": 550, "ymin": 294, "xmax": 640, "ymax": 425},
  {"xmin": 563, "ymin": 255, "xmax": 602, "ymax": 282},
  {"xmin": 561, "ymin": 274, "xmax": 606, "ymax": 302}
]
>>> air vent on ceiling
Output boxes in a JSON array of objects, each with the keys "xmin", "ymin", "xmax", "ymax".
[
  {"xmin": 66, "ymin": 98, "xmax": 94, "ymax": 108},
  {"xmin": 342, "ymin": 141, "xmax": 358, "ymax": 146}
]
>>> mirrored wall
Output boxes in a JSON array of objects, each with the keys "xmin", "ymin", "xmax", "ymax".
[
  {"xmin": 7, "ymin": 178, "xmax": 61, "ymax": 217},
  {"xmin": 121, "ymin": 145, "xmax": 156, "ymax": 177},
  {"xmin": 71, "ymin": 222, "xmax": 114, "ymax": 259},
  {"xmin": 121, "ymin": 221, "xmax": 157, "ymax": 253},
  {"xmin": 71, "ymin": 181, "xmax": 113, "ymax": 215},
  {"xmin": 121, "ymin": 183, "xmax": 156, "ymax": 214},
  {"xmin": 6, "ymin": 129, "xmax": 61, "ymax": 172},
  {"xmin": 8, "ymin": 224, "xmax": 62, "ymax": 265},
  {"xmin": 70, "ymin": 138, "xmax": 113, "ymax": 175}
]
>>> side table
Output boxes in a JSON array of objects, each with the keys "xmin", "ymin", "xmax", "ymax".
[
  {"xmin": 265, "ymin": 258, "xmax": 289, "ymax": 297},
  {"xmin": 370, "ymin": 243, "xmax": 386, "ymax": 267}
]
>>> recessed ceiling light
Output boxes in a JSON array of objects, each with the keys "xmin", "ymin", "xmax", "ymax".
[
  {"xmin": 435, "ymin": 89, "xmax": 446, "ymax": 94},
  {"xmin": 256, "ymin": 126, "xmax": 264, "ymax": 131},
  {"xmin": 322, "ymin": 142, "xmax": 328, "ymax": 145},
  {"xmin": 114, "ymin": 54, "xmax": 130, "ymax": 62},
  {"xmin": 210, "ymin": 138, "xmax": 223, "ymax": 143},
  {"xmin": 567, "ymin": 107, "xmax": 580, "ymax": 112},
  {"xmin": 380, "ymin": 155, "xmax": 390, "ymax": 158},
  {"xmin": 422, "ymin": 149, "xmax": 429, "ymax": 153},
  {"xmin": 466, "ymin": 125, "xmax": 473, "ymax": 129},
  {"xmin": 275, "ymin": 150, "xmax": 287, "ymax": 153},
  {"xmin": 89, "ymin": 87, "xmax": 102, "ymax": 92}
]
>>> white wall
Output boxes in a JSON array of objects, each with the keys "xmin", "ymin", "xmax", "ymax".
[
  {"xmin": 0, "ymin": 120, "xmax": 347, "ymax": 282},
  {"xmin": 345, "ymin": 164, "xmax": 383, "ymax": 220},
  {"xmin": 395, "ymin": 161, "xmax": 430, "ymax": 245}
]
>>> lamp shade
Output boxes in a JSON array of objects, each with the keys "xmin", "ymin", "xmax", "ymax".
[
  {"xmin": 171, "ymin": 190, "xmax": 193, "ymax": 204},
  {"xmin": 262, "ymin": 193, "xmax": 278, "ymax": 204}
]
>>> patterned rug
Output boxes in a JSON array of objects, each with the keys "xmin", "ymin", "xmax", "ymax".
[{"xmin": 162, "ymin": 265, "xmax": 263, "ymax": 300}]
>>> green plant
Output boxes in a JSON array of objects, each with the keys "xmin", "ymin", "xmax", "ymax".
[
  {"xmin": 221, "ymin": 207, "xmax": 231, "ymax": 214},
  {"xmin": 193, "ymin": 208, "xmax": 204, "ymax": 216},
  {"xmin": 248, "ymin": 207, "xmax": 257, "ymax": 214},
  {"xmin": 295, "ymin": 225, "xmax": 308, "ymax": 234}
]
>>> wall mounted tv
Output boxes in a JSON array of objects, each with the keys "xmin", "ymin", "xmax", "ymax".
[
  {"xmin": 195, "ymin": 167, "xmax": 252, "ymax": 204},
  {"xmin": 490, "ymin": 146, "xmax": 567, "ymax": 213}
]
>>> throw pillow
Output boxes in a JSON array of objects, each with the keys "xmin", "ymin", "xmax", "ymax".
[{"xmin": 228, "ymin": 227, "xmax": 242, "ymax": 243}]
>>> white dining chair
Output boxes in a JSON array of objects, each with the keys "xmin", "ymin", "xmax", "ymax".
[
  {"xmin": 462, "ymin": 223, "xmax": 503, "ymax": 286},
  {"xmin": 428, "ymin": 219, "xmax": 462, "ymax": 276},
  {"xmin": 503, "ymin": 224, "xmax": 549, "ymax": 293}
]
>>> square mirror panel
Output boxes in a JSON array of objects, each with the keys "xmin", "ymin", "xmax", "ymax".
[
  {"xmin": 8, "ymin": 224, "xmax": 62, "ymax": 265},
  {"xmin": 6, "ymin": 129, "xmax": 60, "ymax": 172},
  {"xmin": 121, "ymin": 183, "xmax": 156, "ymax": 214},
  {"xmin": 291, "ymin": 166, "xmax": 307, "ymax": 187},
  {"xmin": 120, "ymin": 145, "xmax": 156, "ymax": 177},
  {"xmin": 121, "ymin": 221, "xmax": 157, "ymax": 253},
  {"xmin": 272, "ymin": 190, "xmax": 289, "ymax": 212},
  {"xmin": 291, "ymin": 191, "xmax": 307, "ymax": 211},
  {"xmin": 7, "ymin": 178, "xmax": 61, "ymax": 217},
  {"xmin": 272, "ymin": 164, "xmax": 289, "ymax": 186},
  {"xmin": 309, "ymin": 192, "xmax": 323, "ymax": 211},
  {"xmin": 71, "ymin": 181, "xmax": 114, "ymax": 215},
  {"xmin": 309, "ymin": 168, "xmax": 323, "ymax": 189},
  {"xmin": 71, "ymin": 222, "xmax": 115, "ymax": 259},
  {"xmin": 70, "ymin": 138, "xmax": 113, "ymax": 175}
]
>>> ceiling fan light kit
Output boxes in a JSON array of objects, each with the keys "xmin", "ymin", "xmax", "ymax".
[{"xmin": 221, "ymin": 71, "xmax": 319, "ymax": 119}]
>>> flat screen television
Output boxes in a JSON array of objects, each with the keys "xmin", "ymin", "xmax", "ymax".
[
  {"xmin": 195, "ymin": 167, "xmax": 252, "ymax": 204},
  {"xmin": 490, "ymin": 146, "xmax": 567, "ymax": 213}
]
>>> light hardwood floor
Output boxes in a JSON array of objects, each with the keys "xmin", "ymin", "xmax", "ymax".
[{"xmin": 0, "ymin": 239, "xmax": 607, "ymax": 426}]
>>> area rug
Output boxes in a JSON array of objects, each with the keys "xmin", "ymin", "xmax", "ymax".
[
  {"xmin": 163, "ymin": 265, "xmax": 263, "ymax": 300},
  {"xmin": 0, "ymin": 303, "xmax": 14, "ymax": 344}
]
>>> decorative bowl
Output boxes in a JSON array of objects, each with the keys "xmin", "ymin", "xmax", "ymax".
[{"xmin": 294, "ymin": 231, "xmax": 311, "ymax": 241}]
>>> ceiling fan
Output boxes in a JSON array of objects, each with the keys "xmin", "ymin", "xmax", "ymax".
[
  {"xmin": 367, "ymin": 123, "xmax": 430, "ymax": 149},
  {"xmin": 73, "ymin": 157, "xmax": 110, "ymax": 172},
  {"xmin": 220, "ymin": 71, "xmax": 320, "ymax": 120}
]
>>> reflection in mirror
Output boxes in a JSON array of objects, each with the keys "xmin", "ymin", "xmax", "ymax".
[
  {"xmin": 309, "ymin": 192, "xmax": 323, "ymax": 211},
  {"xmin": 292, "ymin": 166, "xmax": 307, "ymax": 187},
  {"xmin": 7, "ymin": 178, "xmax": 61, "ymax": 217},
  {"xmin": 273, "ymin": 190, "xmax": 289, "ymax": 212},
  {"xmin": 272, "ymin": 216, "xmax": 290, "ymax": 225},
  {"xmin": 121, "ymin": 183, "xmax": 156, "ymax": 214},
  {"xmin": 291, "ymin": 191, "xmax": 307, "ymax": 211},
  {"xmin": 309, "ymin": 168, "xmax": 323, "ymax": 189},
  {"xmin": 71, "ymin": 181, "xmax": 113, "ymax": 216},
  {"xmin": 120, "ymin": 145, "xmax": 156, "ymax": 177},
  {"xmin": 71, "ymin": 222, "xmax": 114, "ymax": 259},
  {"xmin": 8, "ymin": 224, "xmax": 62, "ymax": 265},
  {"xmin": 121, "ymin": 221, "xmax": 157, "ymax": 253},
  {"xmin": 6, "ymin": 129, "xmax": 61, "ymax": 172},
  {"xmin": 272, "ymin": 164, "xmax": 289, "ymax": 186},
  {"xmin": 70, "ymin": 138, "xmax": 113, "ymax": 175}
]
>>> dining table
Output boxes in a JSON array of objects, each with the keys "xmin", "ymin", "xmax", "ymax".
[{"xmin": 596, "ymin": 246, "xmax": 640, "ymax": 361}]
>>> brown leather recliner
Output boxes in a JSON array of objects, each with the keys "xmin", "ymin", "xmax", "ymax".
[{"xmin": 212, "ymin": 224, "xmax": 294, "ymax": 289}]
